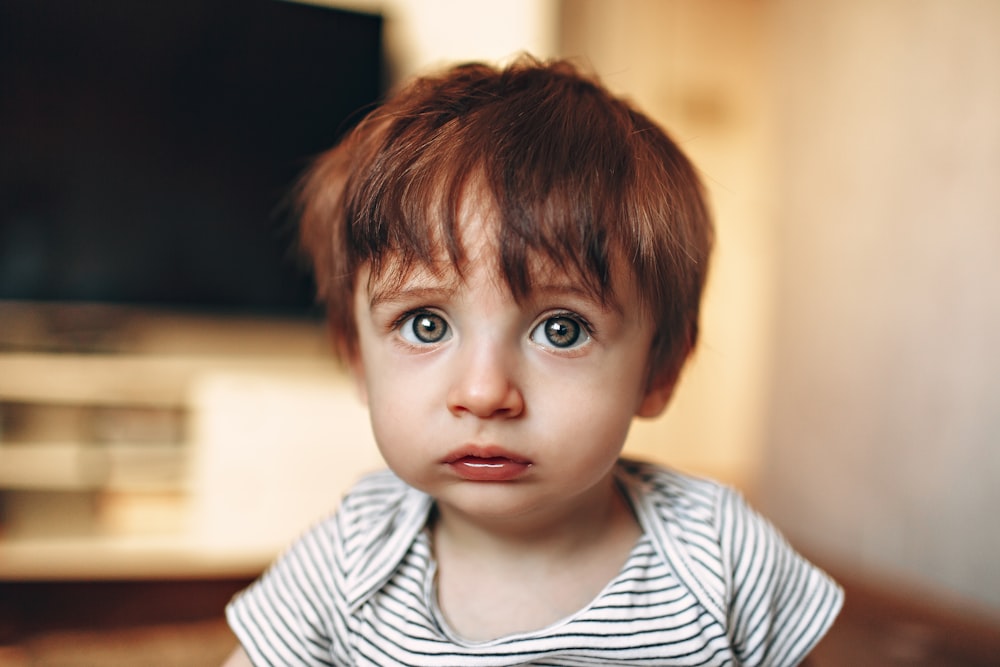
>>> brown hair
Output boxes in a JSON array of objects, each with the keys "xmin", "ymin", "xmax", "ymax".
[{"xmin": 298, "ymin": 56, "xmax": 713, "ymax": 382}]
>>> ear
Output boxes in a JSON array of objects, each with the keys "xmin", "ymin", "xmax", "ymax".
[
  {"xmin": 328, "ymin": 325, "xmax": 368, "ymax": 406},
  {"xmin": 635, "ymin": 373, "xmax": 676, "ymax": 419},
  {"xmin": 635, "ymin": 333, "xmax": 693, "ymax": 419}
]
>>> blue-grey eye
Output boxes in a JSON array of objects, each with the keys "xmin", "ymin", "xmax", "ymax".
[
  {"xmin": 531, "ymin": 315, "xmax": 588, "ymax": 349},
  {"xmin": 400, "ymin": 312, "xmax": 449, "ymax": 344}
]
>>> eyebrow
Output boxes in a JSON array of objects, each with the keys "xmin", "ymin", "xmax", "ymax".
[
  {"xmin": 529, "ymin": 282, "xmax": 600, "ymax": 300},
  {"xmin": 367, "ymin": 283, "xmax": 459, "ymax": 310},
  {"xmin": 530, "ymin": 283, "xmax": 624, "ymax": 314}
]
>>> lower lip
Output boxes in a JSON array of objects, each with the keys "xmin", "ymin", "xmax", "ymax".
[{"xmin": 446, "ymin": 456, "xmax": 531, "ymax": 482}]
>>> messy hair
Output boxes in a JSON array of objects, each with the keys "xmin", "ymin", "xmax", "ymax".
[{"xmin": 298, "ymin": 56, "xmax": 713, "ymax": 381}]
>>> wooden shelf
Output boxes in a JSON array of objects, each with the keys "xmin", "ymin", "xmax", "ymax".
[
  {"xmin": 0, "ymin": 533, "xmax": 273, "ymax": 580},
  {"xmin": 0, "ymin": 443, "xmax": 186, "ymax": 492},
  {"xmin": 0, "ymin": 353, "xmax": 341, "ymax": 407},
  {"xmin": 0, "ymin": 309, "xmax": 372, "ymax": 580}
]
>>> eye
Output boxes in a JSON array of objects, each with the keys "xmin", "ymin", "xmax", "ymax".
[
  {"xmin": 399, "ymin": 311, "xmax": 450, "ymax": 344},
  {"xmin": 531, "ymin": 314, "xmax": 590, "ymax": 349}
]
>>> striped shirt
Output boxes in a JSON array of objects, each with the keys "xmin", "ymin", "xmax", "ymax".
[{"xmin": 227, "ymin": 459, "xmax": 842, "ymax": 666}]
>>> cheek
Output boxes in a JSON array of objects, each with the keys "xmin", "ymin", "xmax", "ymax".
[
  {"xmin": 553, "ymin": 358, "xmax": 650, "ymax": 450},
  {"xmin": 362, "ymin": 363, "xmax": 435, "ymax": 454},
  {"xmin": 585, "ymin": 396, "xmax": 638, "ymax": 445},
  {"xmin": 561, "ymin": 352, "xmax": 650, "ymax": 417},
  {"xmin": 366, "ymin": 397, "xmax": 418, "ymax": 473},
  {"xmin": 537, "ymin": 378, "xmax": 639, "ymax": 451}
]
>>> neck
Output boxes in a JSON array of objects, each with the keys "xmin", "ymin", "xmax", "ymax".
[
  {"xmin": 431, "ymin": 472, "xmax": 638, "ymax": 560},
  {"xmin": 429, "ymin": 470, "xmax": 644, "ymax": 641}
]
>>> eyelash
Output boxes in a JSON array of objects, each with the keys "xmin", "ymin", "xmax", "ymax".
[{"xmin": 547, "ymin": 310, "xmax": 593, "ymax": 332}]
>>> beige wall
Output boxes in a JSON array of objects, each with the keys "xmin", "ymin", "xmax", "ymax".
[{"xmin": 757, "ymin": 0, "xmax": 1000, "ymax": 610}]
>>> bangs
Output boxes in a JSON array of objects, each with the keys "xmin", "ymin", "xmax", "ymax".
[{"xmin": 343, "ymin": 62, "xmax": 638, "ymax": 307}]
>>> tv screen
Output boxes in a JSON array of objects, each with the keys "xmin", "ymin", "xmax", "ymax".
[{"xmin": 0, "ymin": 0, "xmax": 383, "ymax": 317}]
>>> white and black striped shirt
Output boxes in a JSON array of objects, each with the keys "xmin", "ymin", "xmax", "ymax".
[{"xmin": 228, "ymin": 459, "xmax": 842, "ymax": 666}]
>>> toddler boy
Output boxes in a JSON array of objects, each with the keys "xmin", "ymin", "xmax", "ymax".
[{"xmin": 224, "ymin": 56, "xmax": 842, "ymax": 666}]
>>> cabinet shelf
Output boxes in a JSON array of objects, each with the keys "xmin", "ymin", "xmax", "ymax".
[
  {"xmin": 0, "ymin": 307, "xmax": 376, "ymax": 579},
  {"xmin": 0, "ymin": 442, "xmax": 186, "ymax": 492},
  {"xmin": 0, "ymin": 353, "xmax": 340, "ymax": 407}
]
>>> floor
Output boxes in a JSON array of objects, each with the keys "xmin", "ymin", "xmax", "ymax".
[
  {"xmin": 0, "ymin": 579, "xmax": 247, "ymax": 667},
  {"xmin": 808, "ymin": 569, "xmax": 1000, "ymax": 666}
]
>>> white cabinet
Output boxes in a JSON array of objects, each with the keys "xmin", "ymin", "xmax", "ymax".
[{"xmin": 0, "ymin": 308, "xmax": 381, "ymax": 578}]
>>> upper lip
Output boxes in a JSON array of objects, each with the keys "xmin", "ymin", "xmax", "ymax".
[{"xmin": 442, "ymin": 445, "xmax": 532, "ymax": 465}]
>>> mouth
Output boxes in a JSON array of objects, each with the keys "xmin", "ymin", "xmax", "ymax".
[{"xmin": 442, "ymin": 446, "xmax": 533, "ymax": 482}]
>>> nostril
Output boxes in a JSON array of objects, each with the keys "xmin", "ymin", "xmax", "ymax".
[{"xmin": 447, "ymin": 377, "xmax": 524, "ymax": 419}]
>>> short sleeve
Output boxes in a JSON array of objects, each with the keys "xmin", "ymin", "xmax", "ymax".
[
  {"xmin": 719, "ymin": 488, "xmax": 843, "ymax": 666},
  {"xmin": 226, "ymin": 520, "xmax": 350, "ymax": 667}
]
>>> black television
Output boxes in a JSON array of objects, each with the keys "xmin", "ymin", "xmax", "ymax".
[{"xmin": 0, "ymin": 0, "xmax": 383, "ymax": 319}]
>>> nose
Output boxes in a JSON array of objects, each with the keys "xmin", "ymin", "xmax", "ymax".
[{"xmin": 447, "ymin": 337, "xmax": 525, "ymax": 419}]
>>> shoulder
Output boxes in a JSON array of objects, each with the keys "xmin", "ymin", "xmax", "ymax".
[
  {"xmin": 618, "ymin": 457, "xmax": 731, "ymax": 547},
  {"xmin": 338, "ymin": 469, "xmax": 432, "ymax": 595},
  {"xmin": 620, "ymin": 457, "xmax": 805, "ymax": 559},
  {"xmin": 226, "ymin": 469, "xmax": 432, "ymax": 664},
  {"xmin": 618, "ymin": 457, "xmax": 725, "ymax": 509},
  {"xmin": 618, "ymin": 459, "xmax": 743, "ymax": 612},
  {"xmin": 619, "ymin": 459, "xmax": 843, "ymax": 666},
  {"xmin": 334, "ymin": 468, "xmax": 424, "ymax": 544},
  {"xmin": 289, "ymin": 468, "xmax": 432, "ymax": 607},
  {"xmin": 251, "ymin": 468, "xmax": 420, "ymax": 580}
]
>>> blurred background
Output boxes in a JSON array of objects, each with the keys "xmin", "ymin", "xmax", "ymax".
[{"xmin": 1, "ymin": 0, "xmax": 998, "ymax": 664}]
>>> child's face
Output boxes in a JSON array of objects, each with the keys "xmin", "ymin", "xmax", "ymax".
[{"xmin": 348, "ymin": 201, "xmax": 672, "ymax": 527}]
